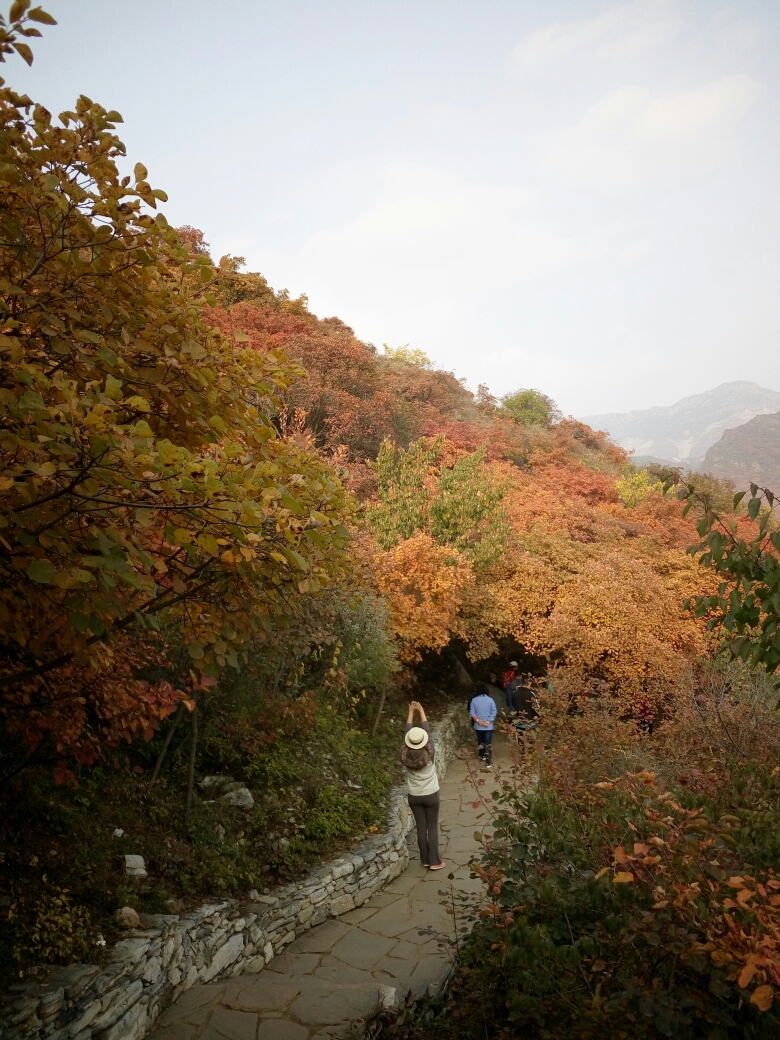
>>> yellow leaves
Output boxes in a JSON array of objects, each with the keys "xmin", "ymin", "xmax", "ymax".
[
  {"xmin": 594, "ymin": 867, "xmax": 610, "ymax": 881},
  {"xmin": 124, "ymin": 395, "xmax": 150, "ymax": 413},
  {"xmin": 84, "ymin": 403, "xmax": 111, "ymax": 426},
  {"xmin": 739, "ymin": 962, "xmax": 758, "ymax": 988},
  {"xmin": 0, "ymin": 476, "xmax": 14, "ymax": 490},
  {"xmin": 751, "ymin": 985, "xmax": 774, "ymax": 1011},
  {"xmin": 613, "ymin": 872, "xmax": 634, "ymax": 884}
]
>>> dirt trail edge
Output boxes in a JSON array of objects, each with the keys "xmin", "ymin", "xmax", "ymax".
[{"xmin": 149, "ymin": 732, "xmax": 509, "ymax": 1040}]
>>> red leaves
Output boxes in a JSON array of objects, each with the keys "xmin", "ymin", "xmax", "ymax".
[{"xmin": 597, "ymin": 774, "xmax": 780, "ymax": 1014}]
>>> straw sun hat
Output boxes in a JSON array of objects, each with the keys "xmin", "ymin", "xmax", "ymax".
[{"xmin": 404, "ymin": 727, "xmax": 429, "ymax": 750}]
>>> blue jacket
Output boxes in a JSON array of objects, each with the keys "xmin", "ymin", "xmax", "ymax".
[{"xmin": 469, "ymin": 692, "xmax": 497, "ymax": 731}]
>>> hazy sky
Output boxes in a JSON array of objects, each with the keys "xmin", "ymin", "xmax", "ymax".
[{"xmin": 12, "ymin": 0, "xmax": 780, "ymax": 415}]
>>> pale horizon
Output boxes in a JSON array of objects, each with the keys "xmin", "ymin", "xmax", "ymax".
[{"xmin": 14, "ymin": 0, "xmax": 780, "ymax": 415}]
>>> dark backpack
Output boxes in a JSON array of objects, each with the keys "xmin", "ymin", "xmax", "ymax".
[{"xmin": 508, "ymin": 679, "xmax": 538, "ymax": 717}]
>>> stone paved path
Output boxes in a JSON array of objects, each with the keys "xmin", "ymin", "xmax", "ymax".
[{"xmin": 149, "ymin": 731, "xmax": 509, "ymax": 1040}]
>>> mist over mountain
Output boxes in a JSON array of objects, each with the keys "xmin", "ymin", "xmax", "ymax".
[{"xmin": 580, "ymin": 382, "xmax": 780, "ymax": 468}]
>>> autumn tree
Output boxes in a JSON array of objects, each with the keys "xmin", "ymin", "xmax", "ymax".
[
  {"xmin": 500, "ymin": 387, "xmax": 560, "ymax": 428},
  {"xmin": 0, "ymin": 18, "xmax": 352, "ymax": 763},
  {"xmin": 368, "ymin": 437, "xmax": 509, "ymax": 566},
  {"xmin": 374, "ymin": 533, "xmax": 474, "ymax": 662}
]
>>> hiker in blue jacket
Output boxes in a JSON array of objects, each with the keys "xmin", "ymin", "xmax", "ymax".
[{"xmin": 469, "ymin": 683, "xmax": 497, "ymax": 769}]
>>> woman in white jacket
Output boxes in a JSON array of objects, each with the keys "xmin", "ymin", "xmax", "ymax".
[{"xmin": 403, "ymin": 701, "xmax": 446, "ymax": 870}]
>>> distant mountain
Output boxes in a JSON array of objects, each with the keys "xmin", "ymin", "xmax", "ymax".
[
  {"xmin": 581, "ymin": 382, "xmax": 780, "ymax": 467},
  {"xmin": 702, "ymin": 411, "xmax": 780, "ymax": 490}
]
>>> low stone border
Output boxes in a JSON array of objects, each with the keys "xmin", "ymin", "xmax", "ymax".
[{"xmin": 0, "ymin": 705, "xmax": 472, "ymax": 1040}]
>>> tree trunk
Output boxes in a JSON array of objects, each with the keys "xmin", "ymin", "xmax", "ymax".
[
  {"xmin": 185, "ymin": 700, "xmax": 198, "ymax": 821},
  {"xmin": 150, "ymin": 701, "xmax": 185, "ymax": 785},
  {"xmin": 372, "ymin": 685, "xmax": 387, "ymax": 737}
]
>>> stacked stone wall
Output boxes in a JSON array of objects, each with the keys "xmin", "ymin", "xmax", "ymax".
[{"xmin": 0, "ymin": 705, "xmax": 472, "ymax": 1040}]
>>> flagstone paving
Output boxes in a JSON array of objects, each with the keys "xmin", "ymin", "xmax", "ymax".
[{"xmin": 149, "ymin": 730, "xmax": 509, "ymax": 1040}]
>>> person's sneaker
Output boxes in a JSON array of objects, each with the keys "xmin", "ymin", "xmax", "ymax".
[
  {"xmin": 429, "ymin": 862, "xmax": 447, "ymax": 870},
  {"xmin": 483, "ymin": 763, "xmax": 492, "ymax": 770}
]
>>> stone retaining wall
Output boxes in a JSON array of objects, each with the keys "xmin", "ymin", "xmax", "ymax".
[{"xmin": 0, "ymin": 705, "xmax": 472, "ymax": 1040}]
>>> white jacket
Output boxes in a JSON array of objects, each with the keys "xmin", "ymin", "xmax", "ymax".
[{"xmin": 406, "ymin": 758, "xmax": 440, "ymax": 797}]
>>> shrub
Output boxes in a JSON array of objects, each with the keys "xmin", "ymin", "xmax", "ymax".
[
  {"xmin": 7, "ymin": 880, "xmax": 95, "ymax": 971},
  {"xmin": 432, "ymin": 663, "xmax": 780, "ymax": 1039}
]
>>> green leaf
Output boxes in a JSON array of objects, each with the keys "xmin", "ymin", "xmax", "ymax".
[
  {"xmin": 104, "ymin": 374, "xmax": 123, "ymax": 400},
  {"xmin": 748, "ymin": 498, "xmax": 761, "ymax": 521},
  {"xmin": 132, "ymin": 419, "xmax": 153, "ymax": 438},
  {"xmin": 27, "ymin": 558, "xmax": 55, "ymax": 583},
  {"xmin": 197, "ymin": 532, "xmax": 219, "ymax": 555}
]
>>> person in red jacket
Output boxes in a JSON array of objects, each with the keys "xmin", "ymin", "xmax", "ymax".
[{"xmin": 501, "ymin": 660, "xmax": 519, "ymax": 690}]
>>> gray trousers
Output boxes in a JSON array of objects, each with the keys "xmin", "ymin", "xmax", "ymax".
[{"xmin": 408, "ymin": 792, "xmax": 441, "ymax": 866}]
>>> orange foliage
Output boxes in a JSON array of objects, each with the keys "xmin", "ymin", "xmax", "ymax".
[
  {"xmin": 525, "ymin": 550, "xmax": 710, "ymax": 705},
  {"xmin": 374, "ymin": 533, "xmax": 475, "ymax": 662},
  {"xmin": 3, "ymin": 634, "xmax": 186, "ymax": 773},
  {"xmin": 200, "ymin": 247, "xmax": 719, "ymax": 704}
]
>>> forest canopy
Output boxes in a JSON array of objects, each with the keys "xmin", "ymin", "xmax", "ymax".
[{"xmin": 2, "ymin": 10, "xmax": 780, "ymax": 1030}]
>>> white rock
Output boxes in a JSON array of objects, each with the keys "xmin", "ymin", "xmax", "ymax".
[
  {"xmin": 378, "ymin": 984, "xmax": 397, "ymax": 1010},
  {"xmin": 201, "ymin": 933, "xmax": 244, "ymax": 983},
  {"xmin": 142, "ymin": 956, "xmax": 162, "ymax": 984},
  {"xmin": 220, "ymin": 787, "xmax": 254, "ymax": 809},
  {"xmin": 199, "ymin": 775, "xmax": 234, "ymax": 788},
  {"xmin": 124, "ymin": 855, "xmax": 147, "ymax": 878}
]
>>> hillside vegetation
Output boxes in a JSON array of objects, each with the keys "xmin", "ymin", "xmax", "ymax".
[
  {"xmin": 703, "ymin": 411, "xmax": 780, "ymax": 489},
  {"xmin": 2, "ymin": 8, "xmax": 780, "ymax": 1037}
]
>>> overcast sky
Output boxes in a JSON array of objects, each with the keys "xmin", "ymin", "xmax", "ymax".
[{"xmin": 13, "ymin": 0, "xmax": 780, "ymax": 415}]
